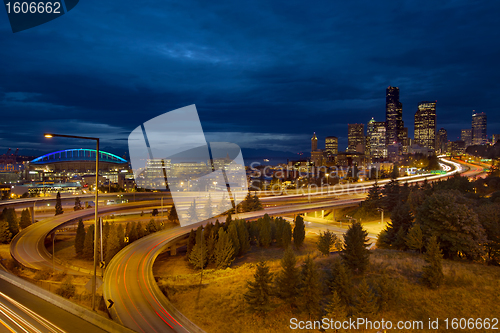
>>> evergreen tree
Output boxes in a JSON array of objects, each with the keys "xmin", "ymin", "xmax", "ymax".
[
  {"xmin": 128, "ymin": 221, "xmax": 138, "ymax": 243},
  {"xmin": 19, "ymin": 209, "xmax": 31, "ymax": 229},
  {"xmin": 186, "ymin": 229, "xmax": 196, "ymax": 257},
  {"xmin": 187, "ymin": 199, "xmax": 198, "ymax": 222},
  {"xmin": 381, "ymin": 178, "xmax": 400, "ymax": 213},
  {"xmin": 330, "ymin": 260, "xmax": 352, "ymax": 308},
  {"xmin": 252, "ymin": 193, "xmax": 263, "ymax": 211},
  {"xmin": 0, "ymin": 220, "xmax": 11, "ymax": 243},
  {"xmin": 325, "ymin": 291, "xmax": 347, "ymax": 323},
  {"xmin": 168, "ymin": 204, "xmax": 179, "ymax": 224},
  {"xmin": 75, "ymin": 219, "xmax": 86, "ymax": 256},
  {"xmin": 55, "ymin": 192, "xmax": 63, "ymax": 216},
  {"xmin": 241, "ymin": 192, "xmax": 253, "ymax": 212},
  {"xmin": 293, "ymin": 215, "xmax": 305, "ymax": 248},
  {"xmin": 374, "ymin": 274, "xmax": 397, "ymax": 313},
  {"xmin": 317, "ymin": 230, "xmax": 338, "ymax": 256},
  {"xmin": 136, "ymin": 221, "xmax": 145, "ymax": 239},
  {"xmin": 341, "ymin": 221, "xmax": 371, "ymax": 274},
  {"xmin": 364, "ymin": 181, "xmax": 382, "ymax": 211},
  {"xmin": 421, "ymin": 236, "xmax": 444, "ymax": 289},
  {"xmin": 299, "ymin": 256, "xmax": 322, "ymax": 318},
  {"xmin": 206, "ymin": 230, "xmax": 216, "ymax": 263},
  {"xmin": 354, "ymin": 278, "xmax": 378, "ymax": 318},
  {"xmin": 102, "ymin": 222, "xmax": 110, "ymax": 259},
  {"xmin": 282, "ymin": 222, "xmax": 292, "ymax": 248},
  {"xmin": 105, "ymin": 224, "xmax": 120, "ymax": 264},
  {"xmin": 214, "ymin": 228, "xmax": 234, "ymax": 269},
  {"xmin": 237, "ymin": 219, "xmax": 251, "ymax": 255},
  {"xmin": 205, "ymin": 195, "xmax": 213, "ymax": 218},
  {"xmin": 83, "ymin": 225, "xmax": 95, "ymax": 260},
  {"xmin": 228, "ymin": 222, "xmax": 240, "ymax": 256},
  {"xmin": 249, "ymin": 220, "xmax": 260, "ymax": 245},
  {"xmin": 384, "ymin": 202, "xmax": 414, "ymax": 249},
  {"xmin": 146, "ymin": 219, "xmax": 157, "ymax": 234},
  {"xmin": 258, "ymin": 215, "xmax": 272, "ymax": 247},
  {"xmin": 188, "ymin": 236, "xmax": 208, "ymax": 270},
  {"xmin": 74, "ymin": 197, "xmax": 82, "ymax": 211},
  {"xmin": 244, "ymin": 261, "xmax": 273, "ymax": 314},
  {"xmin": 275, "ymin": 246, "xmax": 299, "ymax": 307},
  {"xmin": 275, "ymin": 218, "xmax": 285, "ymax": 247},
  {"xmin": 406, "ymin": 224, "xmax": 423, "ymax": 253},
  {"xmin": 3, "ymin": 208, "xmax": 19, "ymax": 237}
]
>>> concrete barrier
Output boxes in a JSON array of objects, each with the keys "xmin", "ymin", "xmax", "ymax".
[{"xmin": 0, "ymin": 270, "xmax": 136, "ymax": 333}]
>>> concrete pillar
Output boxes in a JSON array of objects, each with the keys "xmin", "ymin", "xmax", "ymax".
[
  {"xmin": 314, "ymin": 211, "xmax": 317, "ymax": 218},
  {"xmin": 170, "ymin": 242, "xmax": 177, "ymax": 256},
  {"xmin": 321, "ymin": 210, "xmax": 324, "ymax": 218},
  {"xmin": 304, "ymin": 212, "xmax": 307, "ymax": 217}
]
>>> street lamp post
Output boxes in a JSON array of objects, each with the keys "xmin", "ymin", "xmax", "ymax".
[{"xmin": 44, "ymin": 133, "xmax": 100, "ymax": 311}]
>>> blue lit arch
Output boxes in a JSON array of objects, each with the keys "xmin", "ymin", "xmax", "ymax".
[{"xmin": 31, "ymin": 149, "xmax": 128, "ymax": 165}]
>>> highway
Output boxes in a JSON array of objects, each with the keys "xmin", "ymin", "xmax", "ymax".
[{"xmin": 0, "ymin": 278, "xmax": 107, "ymax": 333}]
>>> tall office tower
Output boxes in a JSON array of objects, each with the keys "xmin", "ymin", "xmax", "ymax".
[
  {"xmin": 369, "ymin": 121, "xmax": 387, "ymax": 158},
  {"xmin": 414, "ymin": 101, "xmax": 437, "ymax": 149},
  {"xmin": 311, "ymin": 132, "xmax": 318, "ymax": 152},
  {"xmin": 366, "ymin": 118, "xmax": 376, "ymax": 155},
  {"xmin": 461, "ymin": 129, "xmax": 472, "ymax": 147},
  {"xmin": 386, "ymin": 86, "xmax": 403, "ymax": 145},
  {"xmin": 492, "ymin": 134, "xmax": 500, "ymax": 145},
  {"xmin": 325, "ymin": 136, "xmax": 338, "ymax": 156},
  {"xmin": 347, "ymin": 124, "xmax": 365, "ymax": 153},
  {"xmin": 401, "ymin": 127, "xmax": 409, "ymax": 150},
  {"xmin": 436, "ymin": 128, "xmax": 448, "ymax": 154},
  {"xmin": 472, "ymin": 111, "xmax": 487, "ymax": 145}
]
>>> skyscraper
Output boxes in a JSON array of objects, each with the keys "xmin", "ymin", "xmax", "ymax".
[
  {"xmin": 472, "ymin": 111, "xmax": 487, "ymax": 145},
  {"xmin": 347, "ymin": 124, "xmax": 365, "ymax": 153},
  {"xmin": 436, "ymin": 128, "xmax": 447, "ymax": 154},
  {"xmin": 414, "ymin": 101, "xmax": 437, "ymax": 149},
  {"xmin": 311, "ymin": 132, "xmax": 318, "ymax": 152},
  {"xmin": 325, "ymin": 136, "xmax": 338, "ymax": 156},
  {"xmin": 369, "ymin": 121, "xmax": 387, "ymax": 158},
  {"xmin": 385, "ymin": 86, "xmax": 403, "ymax": 145},
  {"xmin": 461, "ymin": 129, "xmax": 472, "ymax": 147}
]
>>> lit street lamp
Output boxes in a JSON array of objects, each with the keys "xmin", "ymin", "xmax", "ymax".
[{"xmin": 44, "ymin": 133, "xmax": 100, "ymax": 311}]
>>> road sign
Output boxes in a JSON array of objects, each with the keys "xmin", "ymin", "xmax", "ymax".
[
  {"xmin": 107, "ymin": 299, "xmax": 114, "ymax": 309},
  {"xmin": 99, "ymin": 261, "xmax": 105, "ymax": 268}
]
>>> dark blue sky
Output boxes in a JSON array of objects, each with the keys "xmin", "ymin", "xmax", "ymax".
[{"xmin": 1, "ymin": 0, "xmax": 499, "ymax": 161}]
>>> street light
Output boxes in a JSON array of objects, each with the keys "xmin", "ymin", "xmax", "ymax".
[{"xmin": 44, "ymin": 133, "xmax": 100, "ymax": 311}]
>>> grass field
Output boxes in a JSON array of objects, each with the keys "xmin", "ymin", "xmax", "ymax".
[{"xmin": 157, "ymin": 247, "xmax": 500, "ymax": 333}]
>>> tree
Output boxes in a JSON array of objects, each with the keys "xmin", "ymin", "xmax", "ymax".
[
  {"xmin": 74, "ymin": 197, "xmax": 82, "ymax": 211},
  {"xmin": 416, "ymin": 190, "xmax": 486, "ymax": 259},
  {"xmin": 0, "ymin": 221, "xmax": 12, "ymax": 243},
  {"xmin": 353, "ymin": 278, "xmax": 378, "ymax": 318},
  {"xmin": 3, "ymin": 208, "xmax": 19, "ymax": 237},
  {"xmin": 364, "ymin": 181, "xmax": 382, "ymax": 212},
  {"xmin": 421, "ymin": 236, "xmax": 444, "ymax": 289},
  {"xmin": 213, "ymin": 228, "xmax": 234, "ymax": 269},
  {"xmin": 83, "ymin": 225, "xmax": 95, "ymax": 260},
  {"xmin": 381, "ymin": 178, "xmax": 400, "ymax": 213},
  {"xmin": 168, "ymin": 204, "xmax": 179, "ymax": 224},
  {"xmin": 293, "ymin": 215, "xmax": 305, "ymax": 248},
  {"xmin": 317, "ymin": 230, "xmax": 338, "ymax": 256},
  {"xmin": 75, "ymin": 219, "xmax": 86, "ymax": 256},
  {"xmin": 406, "ymin": 224, "xmax": 423, "ymax": 253},
  {"xmin": 341, "ymin": 221, "xmax": 370, "ymax": 274},
  {"xmin": 152, "ymin": 208, "xmax": 159, "ymax": 217},
  {"xmin": 384, "ymin": 202, "xmax": 414, "ymax": 249},
  {"xmin": 117, "ymin": 224, "xmax": 125, "ymax": 249},
  {"xmin": 282, "ymin": 222, "xmax": 292, "ymax": 248},
  {"xmin": 128, "ymin": 221, "xmax": 138, "ymax": 243},
  {"xmin": 275, "ymin": 246, "xmax": 299, "ymax": 307},
  {"xmin": 19, "ymin": 209, "xmax": 31, "ymax": 229},
  {"xmin": 55, "ymin": 192, "xmax": 63, "ymax": 216},
  {"xmin": 325, "ymin": 291, "xmax": 347, "ymax": 323},
  {"xmin": 298, "ymin": 256, "xmax": 322, "ymax": 318},
  {"xmin": 105, "ymin": 224, "xmax": 120, "ymax": 264},
  {"xmin": 228, "ymin": 222, "xmax": 240, "ymax": 256},
  {"xmin": 476, "ymin": 203, "xmax": 500, "ymax": 264},
  {"xmin": 258, "ymin": 215, "xmax": 272, "ymax": 247},
  {"xmin": 244, "ymin": 261, "xmax": 273, "ymax": 314},
  {"xmin": 241, "ymin": 192, "xmax": 253, "ymax": 212},
  {"xmin": 330, "ymin": 260, "xmax": 352, "ymax": 308},
  {"xmin": 186, "ymin": 229, "xmax": 196, "ymax": 257},
  {"xmin": 146, "ymin": 219, "xmax": 158, "ymax": 234},
  {"xmin": 252, "ymin": 193, "xmax": 263, "ymax": 211},
  {"xmin": 136, "ymin": 221, "xmax": 145, "ymax": 239},
  {"xmin": 187, "ymin": 199, "xmax": 198, "ymax": 223},
  {"xmin": 205, "ymin": 195, "xmax": 213, "ymax": 218},
  {"xmin": 237, "ymin": 219, "xmax": 250, "ymax": 256},
  {"xmin": 188, "ymin": 236, "xmax": 208, "ymax": 270}
]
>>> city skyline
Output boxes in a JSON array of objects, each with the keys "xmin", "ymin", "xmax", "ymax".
[{"xmin": 1, "ymin": 1, "xmax": 500, "ymax": 158}]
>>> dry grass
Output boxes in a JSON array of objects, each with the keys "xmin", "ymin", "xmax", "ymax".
[{"xmin": 157, "ymin": 247, "xmax": 500, "ymax": 333}]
